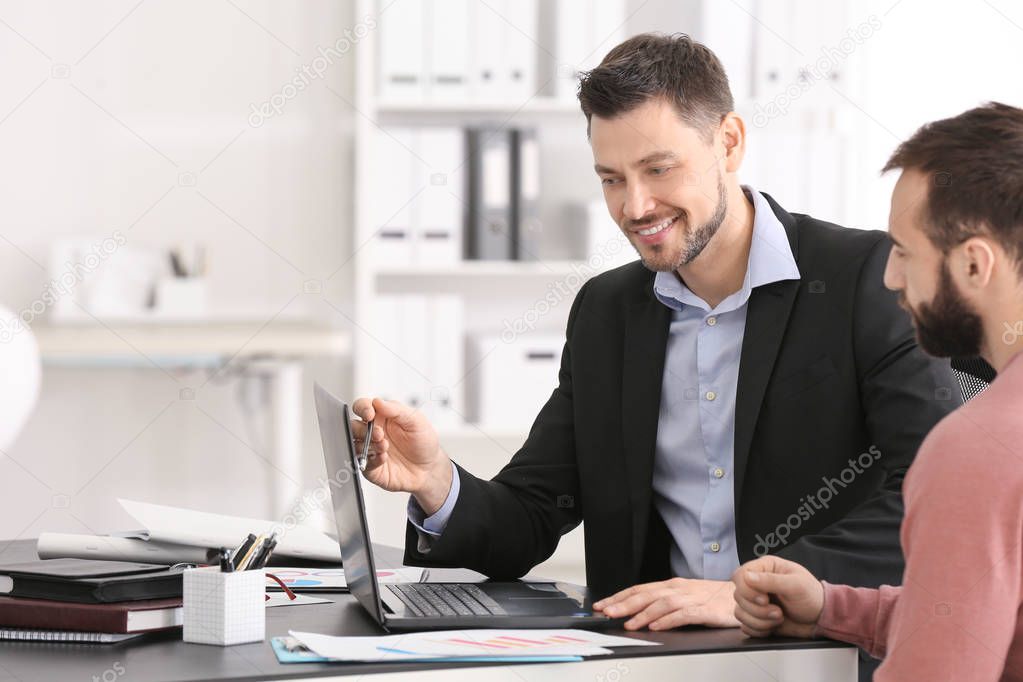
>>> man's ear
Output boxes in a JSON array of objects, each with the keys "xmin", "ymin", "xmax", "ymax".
[
  {"xmin": 720, "ymin": 112, "xmax": 746, "ymax": 174},
  {"xmin": 956, "ymin": 236, "xmax": 997, "ymax": 289}
]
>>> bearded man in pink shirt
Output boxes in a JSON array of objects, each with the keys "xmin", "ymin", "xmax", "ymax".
[{"xmin": 732, "ymin": 101, "xmax": 1023, "ymax": 681}]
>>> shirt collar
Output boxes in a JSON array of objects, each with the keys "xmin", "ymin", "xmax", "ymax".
[{"xmin": 653, "ymin": 185, "xmax": 800, "ymax": 314}]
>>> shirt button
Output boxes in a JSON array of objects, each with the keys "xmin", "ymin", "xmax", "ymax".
[
  {"xmin": 710, "ymin": 542, "xmax": 721, "ymax": 553},
  {"xmin": 713, "ymin": 467, "xmax": 725, "ymax": 479},
  {"xmin": 706, "ymin": 316, "xmax": 717, "ymax": 326},
  {"xmin": 705, "ymin": 391, "xmax": 717, "ymax": 401}
]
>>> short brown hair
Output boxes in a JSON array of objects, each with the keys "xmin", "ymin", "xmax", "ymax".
[
  {"xmin": 883, "ymin": 102, "xmax": 1023, "ymax": 270},
  {"xmin": 577, "ymin": 33, "xmax": 734, "ymax": 140}
]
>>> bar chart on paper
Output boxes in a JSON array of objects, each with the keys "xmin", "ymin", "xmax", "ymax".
[
  {"xmin": 287, "ymin": 629, "xmax": 661, "ymax": 662},
  {"xmin": 434, "ymin": 632, "xmax": 596, "ymax": 651}
]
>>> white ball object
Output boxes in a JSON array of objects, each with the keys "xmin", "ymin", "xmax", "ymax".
[{"xmin": 0, "ymin": 305, "xmax": 41, "ymax": 450}]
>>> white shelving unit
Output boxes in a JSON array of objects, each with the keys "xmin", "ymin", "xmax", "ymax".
[
  {"xmin": 349, "ymin": 1, "xmax": 604, "ymax": 580},
  {"xmin": 351, "ymin": 0, "xmax": 607, "ymax": 442}
]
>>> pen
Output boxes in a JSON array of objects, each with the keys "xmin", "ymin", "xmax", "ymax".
[
  {"xmin": 232, "ymin": 533, "xmax": 257, "ymax": 570},
  {"xmin": 219, "ymin": 547, "xmax": 234, "ymax": 573},
  {"xmin": 249, "ymin": 532, "xmax": 278, "ymax": 570},
  {"xmin": 237, "ymin": 534, "xmax": 265, "ymax": 571},
  {"xmin": 358, "ymin": 419, "xmax": 374, "ymax": 471},
  {"xmin": 253, "ymin": 534, "xmax": 279, "ymax": 570}
]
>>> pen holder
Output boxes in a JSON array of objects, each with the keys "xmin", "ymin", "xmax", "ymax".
[{"xmin": 182, "ymin": 567, "xmax": 265, "ymax": 646}]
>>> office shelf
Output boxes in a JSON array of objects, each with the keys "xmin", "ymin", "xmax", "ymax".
[
  {"xmin": 376, "ymin": 99, "xmax": 581, "ymax": 116},
  {"xmin": 33, "ymin": 321, "xmax": 351, "ymax": 367},
  {"xmin": 374, "ymin": 260, "xmax": 592, "ymax": 279}
]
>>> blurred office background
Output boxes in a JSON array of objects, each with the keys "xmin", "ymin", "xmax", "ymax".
[{"xmin": 0, "ymin": 0, "xmax": 1021, "ymax": 582}]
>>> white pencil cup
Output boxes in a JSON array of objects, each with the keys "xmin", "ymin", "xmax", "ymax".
[{"xmin": 182, "ymin": 566, "xmax": 265, "ymax": 646}]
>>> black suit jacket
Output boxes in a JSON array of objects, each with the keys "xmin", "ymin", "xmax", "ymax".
[{"xmin": 405, "ymin": 194, "xmax": 963, "ymax": 600}]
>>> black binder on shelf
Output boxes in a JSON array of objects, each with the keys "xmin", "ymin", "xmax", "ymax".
[
  {"xmin": 465, "ymin": 127, "xmax": 514, "ymax": 260},
  {"xmin": 511, "ymin": 127, "xmax": 542, "ymax": 260}
]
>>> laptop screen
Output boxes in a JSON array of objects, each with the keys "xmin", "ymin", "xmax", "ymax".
[{"xmin": 313, "ymin": 383, "xmax": 384, "ymax": 622}]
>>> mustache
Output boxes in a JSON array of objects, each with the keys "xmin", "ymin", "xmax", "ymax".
[{"xmin": 624, "ymin": 211, "xmax": 687, "ymax": 232}]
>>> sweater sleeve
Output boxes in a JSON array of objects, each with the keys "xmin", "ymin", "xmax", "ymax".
[
  {"xmin": 815, "ymin": 582, "xmax": 901, "ymax": 659},
  {"xmin": 872, "ymin": 413, "xmax": 1023, "ymax": 680}
]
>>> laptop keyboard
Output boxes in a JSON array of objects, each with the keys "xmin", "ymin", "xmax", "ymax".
[{"xmin": 388, "ymin": 583, "xmax": 508, "ymax": 617}]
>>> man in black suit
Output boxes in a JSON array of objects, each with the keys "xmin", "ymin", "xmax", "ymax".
[{"xmin": 351, "ymin": 33, "xmax": 959, "ymax": 646}]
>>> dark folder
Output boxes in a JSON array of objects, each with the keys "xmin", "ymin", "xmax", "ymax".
[{"xmin": 0, "ymin": 559, "xmax": 183, "ymax": 604}]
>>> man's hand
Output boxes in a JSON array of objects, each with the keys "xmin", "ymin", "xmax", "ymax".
[
  {"xmin": 731, "ymin": 556, "xmax": 824, "ymax": 639},
  {"xmin": 350, "ymin": 397, "xmax": 452, "ymax": 514},
  {"xmin": 592, "ymin": 578, "xmax": 740, "ymax": 630}
]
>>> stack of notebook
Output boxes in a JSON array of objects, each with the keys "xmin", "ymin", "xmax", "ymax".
[{"xmin": 0, "ymin": 558, "xmax": 183, "ymax": 643}]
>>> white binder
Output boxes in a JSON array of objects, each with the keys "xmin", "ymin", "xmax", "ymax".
[
  {"xmin": 503, "ymin": 0, "xmax": 539, "ymax": 102},
  {"xmin": 422, "ymin": 295, "xmax": 465, "ymax": 429},
  {"xmin": 470, "ymin": 0, "xmax": 507, "ymax": 98},
  {"xmin": 553, "ymin": 0, "xmax": 625, "ymax": 101},
  {"xmin": 426, "ymin": 0, "xmax": 470, "ymax": 100},
  {"xmin": 416, "ymin": 127, "xmax": 464, "ymax": 264},
  {"xmin": 379, "ymin": 0, "xmax": 425, "ymax": 101},
  {"xmin": 372, "ymin": 127, "xmax": 418, "ymax": 266}
]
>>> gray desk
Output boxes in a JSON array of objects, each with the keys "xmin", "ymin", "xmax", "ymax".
[{"xmin": 0, "ymin": 539, "xmax": 856, "ymax": 682}]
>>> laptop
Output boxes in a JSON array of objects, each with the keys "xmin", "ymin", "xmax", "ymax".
[{"xmin": 313, "ymin": 382, "xmax": 610, "ymax": 631}]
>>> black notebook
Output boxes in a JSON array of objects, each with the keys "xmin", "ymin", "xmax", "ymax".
[{"xmin": 0, "ymin": 559, "xmax": 183, "ymax": 604}]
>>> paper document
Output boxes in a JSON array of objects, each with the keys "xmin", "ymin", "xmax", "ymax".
[
  {"xmin": 38, "ymin": 498, "xmax": 341, "ymax": 563},
  {"xmin": 289, "ymin": 629, "xmax": 659, "ymax": 662},
  {"xmin": 265, "ymin": 593, "xmax": 333, "ymax": 608},
  {"xmin": 270, "ymin": 636, "xmax": 582, "ymax": 664},
  {"xmin": 265, "ymin": 567, "xmax": 425, "ymax": 592}
]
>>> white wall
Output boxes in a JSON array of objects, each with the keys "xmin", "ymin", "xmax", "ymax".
[{"xmin": 0, "ymin": 1, "xmax": 357, "ymax": 542}]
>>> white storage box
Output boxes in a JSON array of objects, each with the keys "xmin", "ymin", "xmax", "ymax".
[{"xmin": 466, "ymin": 332, "xmax": 563, "ymax": 431}]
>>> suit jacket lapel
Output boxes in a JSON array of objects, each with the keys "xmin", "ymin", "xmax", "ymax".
[
  {"xmin": 734, "ymin": 196, "xmax": 801, "ymax": 516},
  {"xmin": 621, "ymin": 292, "xmax": 671, "ymax": 578}
]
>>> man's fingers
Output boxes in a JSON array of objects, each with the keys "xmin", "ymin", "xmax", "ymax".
[
  {"xmin": 593, "ymin": 586, "xmax": 634, "ymax": 610},
  {"xmin": 351, "ymin": 423, "xmax": 385, "ymax": 442},
  {"xmin": 739, "ymin": 620, "xmax": 775, "ymax": 638},
  {"xmin": 352, "ymin": 397, "xmax": 376, "ymax": 422},
  {"xmin": 351, "ymin": 420, "xmax": 368, "ymax": 440},
  {"xmin": 734, "ymin": 605, "xmax": 781, "ymax": 636},
  {"xmin": 624, "ymin": 595, "xmax": 687, "ymax": 630},
  {"xmin": 594, "ymin": 580, "xmax": 670, "ymax": 610},
  {"xmin": 603, "ymin": 589, "xmax": 673, "ymax": 618},
  {"xmin": 363, "ymin": 451, "xmax": 388, "ymax": 473},
  {"xmin": 371, "ymin": 397, "xmax": 419, "ymax": 428},
  {"xmin": 352, "ymin": 436, "xmax": 388, "ymax": 457},
  {"xmin": 734, "ymin": 592, "xmax": 779, "ymax": 621},
  {"xmin": 733, "ymin": 574, "xmax": 771, "ymax": 607},
  {"xmin": 745, "ymin": 570, "xmax": 804, "ymax": 596}
]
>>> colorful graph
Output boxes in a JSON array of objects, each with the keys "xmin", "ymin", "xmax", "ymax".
[
  {"xmin": 431, "ymin": 634, "xmax": 589, "ymax": 650},
  {"xmin": 266, "ymin": 567, "xmax": 419, "ymax": 590},
  {"xmin": 268, "ymin": 568, "xmax": 347, "ymax": 589}
]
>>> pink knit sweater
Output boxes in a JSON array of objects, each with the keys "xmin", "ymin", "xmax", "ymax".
[{"xmin": 815, "ymin": 353, "xmax": 1023, "ymax": 681}]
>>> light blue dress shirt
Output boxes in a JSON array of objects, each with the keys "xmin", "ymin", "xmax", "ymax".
[
  {"xmin": 409, "ymin": 187, "xmax": 800, "ymax": 582},
  {"xmin": 651, "ymin": 187, "xmax": 800, "ymax": 580}
]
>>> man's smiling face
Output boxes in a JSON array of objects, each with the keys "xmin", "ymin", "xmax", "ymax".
[{"xmin": 591, "ymin": 97, "xmax": 729, "ymax": 272}]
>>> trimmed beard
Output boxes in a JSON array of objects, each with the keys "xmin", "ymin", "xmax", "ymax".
[
  {"xmin": 905, "ymin": 259, "xmax": 984, "ymax": 358},
  {"xmin": 639, "ymin": 176, "xmax": 728, "ymax": 272}
]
